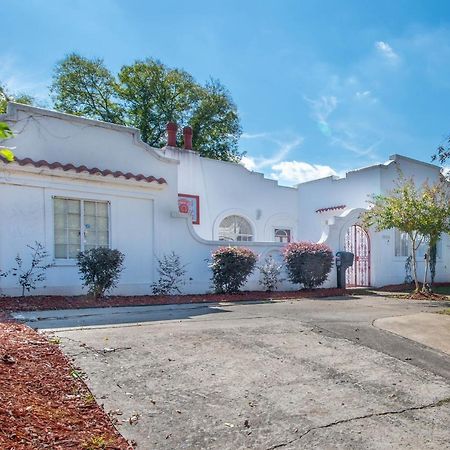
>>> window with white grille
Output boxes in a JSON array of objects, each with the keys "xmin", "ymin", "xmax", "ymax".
[
  {"xmin": 394, "ymin": 229, "xmax": 441, "ymax": 258},
  {"xmin": 218, "ymin": 215, "xmax": 253, "ymax": 241},
  {"xmin": 54, "ymin": 197, "xmax": 110, "ymax": 259},
  {"xmin": 274, "ymin": 228, "xmax": 291, "ymax": 243}
]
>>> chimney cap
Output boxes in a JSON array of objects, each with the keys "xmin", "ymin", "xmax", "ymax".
[
  {"xmin": 183, "ymin": 126, "xmax": 193, "ymax": 150},
  {"xmin": 166, "ymin": 122, "xmax": 178, "ymax": 147},
  {"xmin": 166, "ymin": 122, "xmax": 178, "ymax": 131}
]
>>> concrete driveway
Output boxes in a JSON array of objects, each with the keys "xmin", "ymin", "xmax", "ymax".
[{"xmin": 31, "ymin": 295, "xmax": 450, "ymax": 449}]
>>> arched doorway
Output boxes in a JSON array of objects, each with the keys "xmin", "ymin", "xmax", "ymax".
[{"xmin": 344, "ymin": 224, "xmax": 370, "ymax": 287}]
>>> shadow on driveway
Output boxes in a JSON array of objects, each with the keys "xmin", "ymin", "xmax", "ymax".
[{"xmin": 13, "ymin": 302, "xmax": 242, "ymax": 330}]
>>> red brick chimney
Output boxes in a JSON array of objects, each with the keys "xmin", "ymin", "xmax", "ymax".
[
  {"xmin": 183, "ymin": 126, "xmax": 193, "ymax": 150},
  {"xmin": 166, "ymin": 122, "xmax": 178, "ymax": 147}
]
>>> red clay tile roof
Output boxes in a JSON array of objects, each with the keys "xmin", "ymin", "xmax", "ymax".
[
  {"xmin": 316, "ymin": 204, "xmax": 346, "ymax": 214},
  {"xmin": 0, "ymin": 155, "xmax": 167, "ymax": 185}
]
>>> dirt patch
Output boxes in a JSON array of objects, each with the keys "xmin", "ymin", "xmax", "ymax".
[
  {"xmin": 0, "ymin": 323, "xmax": 132, "ymax": 449},
  {"xmin": 408, "ymin": 291, "xmax": 448, "ymax": 301},
  {"xmin": 0, "ymin": 288, "xmax": 346, "ymax": 313}
]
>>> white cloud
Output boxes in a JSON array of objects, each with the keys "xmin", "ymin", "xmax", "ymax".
[
  {"xmin": 241, "ymin": 155, "xmax": 257, "ymax": 171},
  {"xmin": 240, "ymin": 135, "xmax": 337, "ymax": 186},
  {"xmin": 270, "ymin": 161, "xmax": 339, "ymax": 185},
  {"xmin": 375, "ymin": 41, "xmax": 399, "ymax": 61}
]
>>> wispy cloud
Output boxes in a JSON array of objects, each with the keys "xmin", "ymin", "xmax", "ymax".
[
  {"xmin": 241, "ymin": 132, "xmax": 269, "ymax": 140},
  {"xmin": 304, "ymin": 92, "xmax": 381, "ymax": 160},
  {"xmin": 240, "ymin": 134, "xmax": 304, "ymax": 171},
  {"xmin": 0, "ymin": 53, "xmax": 49, "ymax": 103},
  {"xmin": 304, "ymin": 95, "xmax": 337, "ymax": 137},
  {"xmin": 375, "ymin": 41, "xmax": 399, "ymax": 62},
  {"xmin": 355, "ymin": 90, "xmax": 377, "ymax": 103},
  {"xmin": 330, "ymin": 135, "xmax": 383, "ymax": 157}
]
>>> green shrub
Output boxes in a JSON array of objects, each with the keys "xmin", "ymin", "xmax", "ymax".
[
  {"xmin": 210, "ymin": 246, "xmax": 257, "ymax": 293},
  {"xmin": 283, "ymin": 242, "xmax": 333, "ymax": 289},
  {"xmin": 77, "ymin": 248, "xmax": 124, "ymax": 298}
]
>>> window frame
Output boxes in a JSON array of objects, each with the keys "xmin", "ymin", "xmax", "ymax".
[
  {"xmin": 273, "ymin": 227, "xmax": 292, "ymax": 243},
  {"xmin": 53, "ymin": 196, "xmax": 111, "ymax": 261}
]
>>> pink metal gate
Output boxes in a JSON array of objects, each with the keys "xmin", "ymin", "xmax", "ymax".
[{"xmin": 344, "ymin": 225, "xmax": 371, "ymax": 287}]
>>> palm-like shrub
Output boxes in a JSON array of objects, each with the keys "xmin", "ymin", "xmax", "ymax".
[
  {"xmin": 210, "ymin": 246, "xmax": 257, "ymax": 293},
  {"xmin": 151, "ymin": 252, "xmax": 187, "ymax": 295},
  {"xmin": 258, "ymin": 255, "xmax": 284, "ymax": 291},
  {"xmin": 283, "ymin": 242, "xmax": 333, "ymax": 289}
]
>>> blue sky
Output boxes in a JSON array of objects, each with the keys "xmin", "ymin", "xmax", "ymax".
[{"xmin": 2, "ymin": 0, "xmax": 450, "ymax": 185}]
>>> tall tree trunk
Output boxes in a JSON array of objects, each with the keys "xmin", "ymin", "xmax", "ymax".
[
  {"xmin": 429, "ymin": 242, "xmax": 437, "ymax": 290},
  {"xmin": 411, "ymin": 236, "xmax": 420, "ymax": 292},
  {"xmin": 422, "ymin": 253, "xmax": 429, "ymax": 292}
]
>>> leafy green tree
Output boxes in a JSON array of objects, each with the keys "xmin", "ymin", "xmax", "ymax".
[
  {"xmin": 362, "ymin": 177, "xmax": 450, "ymax": 292},
  {"xmin": 51, "ymin": 54, "xmax": 243, "ymax": 161},
  {"xmin": 51, "ymin": 53, "xmax": 123, "ymax": 123},
  {"xmin": 190, "ymin": 79, "xmax": 242, "ymax": 162},
  {"xmin": 0, "ymin": 84, "xmax": 34, "ymax": 114},
  {"xmin": 117, "ymin": 59, "xmax": 199, "ymax": 147},
  {"xmin": 418, "ymin": 180, "xmax": 450, "ymax": 290},
  {"xmin": 0, "ymin": 122, "xmax": 15, "ymax": 162}
]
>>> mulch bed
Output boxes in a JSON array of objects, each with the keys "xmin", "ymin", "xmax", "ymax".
[
  {"xmin": 0, "ymin": 288, "xmax": 346, "ymax": 314},
  {"xmin": 0, "ymin": 323, "xmax": 132, "ymax": 449}
]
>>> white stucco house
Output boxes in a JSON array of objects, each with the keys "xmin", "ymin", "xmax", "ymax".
[{"xmin": 0, "ymin": 103, "xmax": 447, "ymax": 296}]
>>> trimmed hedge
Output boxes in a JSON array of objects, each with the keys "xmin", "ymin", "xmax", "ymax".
[
  {"xmin": 210, "ymin": 246, "xmax": 257, "ymax": 293},
  {"xmin": 283, "ymin": 242, "xmax": 333, "ymax": 289}
]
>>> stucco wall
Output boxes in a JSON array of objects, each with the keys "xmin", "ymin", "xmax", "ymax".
[{"xmin": 0, "ymin": 170, "xmax": 302, "ymax": 296}]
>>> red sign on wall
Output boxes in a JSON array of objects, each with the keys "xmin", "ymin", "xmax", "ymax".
[{"xmin": 178, "ymin": 194, "xmax": 200, "ymax": 224}]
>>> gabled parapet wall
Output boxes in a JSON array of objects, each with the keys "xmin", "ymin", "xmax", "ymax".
[
  {"xmin": 161, "ymin": 145, "xmax": 300, "ymax": 242},
  {"xmin": 1, "ymin": 103, "xmax": 179, "ymax": 188}
]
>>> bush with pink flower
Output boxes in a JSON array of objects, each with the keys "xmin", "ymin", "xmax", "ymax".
[
  {"xmin": 210, "ymin": 246, "xmax": 257, "ymax": 293},
  {"xmin": 283, "ymin": 242, "xmax": 333, "ymax": 289}
]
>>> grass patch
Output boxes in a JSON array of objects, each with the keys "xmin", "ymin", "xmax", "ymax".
[
  {"xmin": 437, "ymin": 308, "xmax": 450, "ymax": 315},
  {"xmin": 431, "ymin": 286, "xmax": 450, "ymax": 296},
  {"xmin": 82, "ymin": 436, "xmax": 110, "ymax": 449}
]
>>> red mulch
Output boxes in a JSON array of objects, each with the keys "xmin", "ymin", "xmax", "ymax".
[
  {"xmin": 0, "ymin": 323, "xmax": 132, "ymax": 449},
  {"xmin": 0, "ymin": 288, "xmax": 346, "ymax": 313}
]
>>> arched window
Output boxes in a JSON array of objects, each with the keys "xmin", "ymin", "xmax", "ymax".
[
  {"xmin": 274, "ymin": 228, "xmax": 291, "ymax": 243},
  {"xmin": 218, "ymin": 215, "xmax": 253, "ymax": 241}
]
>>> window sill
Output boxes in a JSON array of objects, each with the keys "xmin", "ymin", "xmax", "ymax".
[
  {"xmin": 392, "ymin": 257, "xmax": 442, "ymax": 262},
  {"xmin": 53, "ymin": 259, "xmax": 78, "ymax": 267}
]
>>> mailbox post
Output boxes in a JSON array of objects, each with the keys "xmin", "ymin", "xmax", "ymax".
[{"xmin": 336, "ymin": 251, "xmax": 354, "ymax": 289}]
